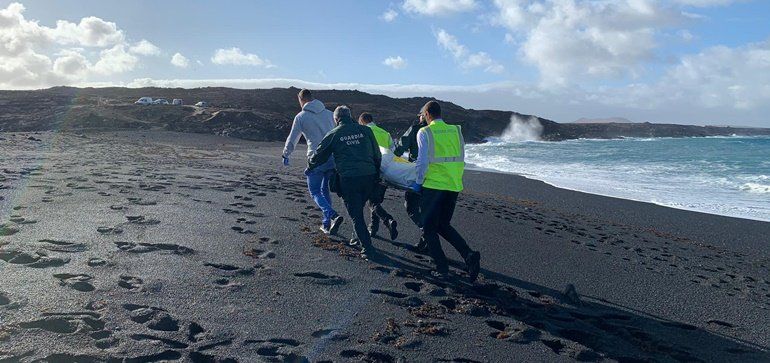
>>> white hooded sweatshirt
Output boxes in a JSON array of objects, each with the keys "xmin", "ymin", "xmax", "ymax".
[{"xmin": 282, "ymin": 99, "xmax": 335, "ymax": 158}]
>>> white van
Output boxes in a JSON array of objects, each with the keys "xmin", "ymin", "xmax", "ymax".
[
  {"xmin": 172, "ymin": 99, "xmax": 183, "ymax": 105},
  {"xmin": 194, "ymin": 101, "xmax": 208, "ymax": 107},
  {"xmin": 134, "ymin": 97, "xmax": 153, "ymax": 105}
]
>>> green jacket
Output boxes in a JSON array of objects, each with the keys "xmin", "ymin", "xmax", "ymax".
[
  {"xmin": 368, "ymin": 123, "xmax": 393, "ymax": 150},
  {"xmin": 309, "ymin": 117, "xmax": 382, "ymax": 177}
]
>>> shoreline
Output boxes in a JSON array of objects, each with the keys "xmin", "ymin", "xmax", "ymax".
[{"xmin": 466, "ymin": 163, "xmax": 770, "ymax": 223}]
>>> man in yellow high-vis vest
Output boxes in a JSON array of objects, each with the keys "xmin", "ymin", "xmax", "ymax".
[
  {"xmin": 410, "ymin": 101, "xmax": 481, "ymax": 281},
  {"xmin": 358, "ymin": 112, "xmax": 399, "ymax": 241}
]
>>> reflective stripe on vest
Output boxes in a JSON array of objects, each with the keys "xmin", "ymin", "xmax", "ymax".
[{"xmin": 423, "ymin": 125, "xmax": 465, "ymax": 163}]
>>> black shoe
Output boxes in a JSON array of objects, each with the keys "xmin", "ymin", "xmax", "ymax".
[
  {"xmin": 360, "ymin": 245, "xmax": 377, "ymax": 261},
  {"xmin": 465, "ymin": 251, "xmax": 481, "ymax": 283},
  {"xmin": 414, "ymin": 239, "xmax": 428, "ymax": 254},
  {"xmin": 387, "ymin": 219, "xmax": 398, "ymax": 241},
  {"xmin": 328, "ymin": 215, "xmax": 344, "ymax": 235}
]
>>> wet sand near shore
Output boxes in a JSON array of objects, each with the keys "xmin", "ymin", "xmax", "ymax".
[{"xmin": 0, "ymin": 131, "xmax": 768, "ymax": 362}]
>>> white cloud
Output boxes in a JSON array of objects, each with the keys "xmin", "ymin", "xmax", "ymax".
[
  {"xmin": 383, "ymin": 56, "xmax": 407, "ymax": 69},
  {"xmin": 491, "ymin": 0, "xmax": 680, "ymax": 87},
  {"xmin": 403, "ymin": 0, "xmax": 477, "ymax": 16},
  {"xmin": 92, "ymin": 44, "xmax": 138, "ymax": 75},
  {"xmin": 211, "ymin": 47, "xmax": 274, "ymax": 68},
  {"xmin": 465, "ymin": 52, "xmax": 505, "ymax": 74},
  {"xmin": 381, "ymin": 9, "xmax": 399, "ymax": 22},
  {"xmin": 658, "ymin": 39, "xmax": 770, "ymax": 110},
  {"xmin": 0, "ymin": 2, "xmax": 144, "ymax": 88},
  {"xmin": 436, "ymin": 29, "xmax": 467, "ymax": 59},
  {"xmin": 679, "ymin": 29, "xmax": 694, "ymax": 42},
  {"xmin": 170, "ymin": 52, "xmax": 190, "ymax": 68},
  {"xmin": 129, "ymin": 39, "xmax": 160, "ymax": 56},
  {"xmin": 52, "ymin": 16, "xmax": 125, "ymax": 47},
  {"xmin": 435, "ymin": 29, "xmax": 504, "ymax": 73},
  {"xmin": 674, "ymin": 0, "xmax": 741, "ymax": 7},
  {"xmin": 53, "ymin": 49, "xmax": 91, "ymax": 78}
]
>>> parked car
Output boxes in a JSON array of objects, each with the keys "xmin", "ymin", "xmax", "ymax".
[
  {"xmin": 153, "ymin": 98, "xmax": 169, "ymax": 105},
  {"xmin": 194, "ymin": 101, "xmax": 208, "ymax": 107},
  {"xmin": 172, "ymin": 99, "xmax": 183, "ymax": 105},
  {"xmin": 134, "ymin": 97, "xmax": 153, "ymax": 105}
]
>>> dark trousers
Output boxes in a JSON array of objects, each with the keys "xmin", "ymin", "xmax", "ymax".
[
  {"xmin": 369, "ymin": 204, "xmax": 394, "ymax": 232},
  {"xmin": 340, "ymin": 174, "xmax": 376, "ymax": 248},
  {"xmin": 420, "ymin": 187, "xmax": 472, "ymax": 271},
  {"xmin": 404, "ymin": 190, "xmax": 422, "ymax": 227}
]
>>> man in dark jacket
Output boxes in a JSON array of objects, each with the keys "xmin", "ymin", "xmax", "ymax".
[
  {"xmin": 308, "ymin": 106, "xmax": 382, "ymax": 259},
  {"xmin": 394, "ymin": 115, "xmax": 427, "ymax": 162},
  {"xmin": 394, "ymin": 115, "xmax": 428, "ymax": 252}
]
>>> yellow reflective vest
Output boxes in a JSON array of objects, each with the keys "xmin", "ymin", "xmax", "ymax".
[
  {"xmin": 368, "ymin": 123, "xmax": 393, "ymax": 150},
  {"xmin": 421, "ymin": 120, "xmax": 465, "ymax": 192}
]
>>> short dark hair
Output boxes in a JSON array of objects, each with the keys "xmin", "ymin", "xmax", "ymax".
[
  {"xmin": 358, "ymin": 112, "xmax": 373, "ymax": 124},
  {"xmin": 298, "ymin": 89, "xmax": 313, "ymax": 101},
  {"xmin": 422, "ymin": 100, "xmax": 441, "ymax": 118}
]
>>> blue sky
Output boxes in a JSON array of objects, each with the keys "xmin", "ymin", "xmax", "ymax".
[{"xmin": 1, "ymin": 0, "xmax": 769, "ymax": 126}]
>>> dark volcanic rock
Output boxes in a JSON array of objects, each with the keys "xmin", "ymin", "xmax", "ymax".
[{"xmin": 0, "ymin": 87, "xmax": 767, "ymax": 142}]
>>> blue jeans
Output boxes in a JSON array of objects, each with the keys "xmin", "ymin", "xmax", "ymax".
[{"xmin": 305, "ymin": 159, "xmax": 337, "ymax": 226}]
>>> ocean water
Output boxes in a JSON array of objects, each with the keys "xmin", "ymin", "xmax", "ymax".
[{"xmin": 466, "ymin": 136, "xmax": 770, "ymax": 222}]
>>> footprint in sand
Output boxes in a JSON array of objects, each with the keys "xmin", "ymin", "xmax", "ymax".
[
  {"xmin": 123, "ymin": 303, "xmax": 180, "ymax": 332},
  {"xmin": 0, "ymin": 250, "xmax": 69, "ymax": 268},
  {"xmin": 404, "ymin": 282, "xmax": 424, "ymax": 292},
  {"xmin": 37, "ymin": 239, "xmax": 88, "ymax": 253},
  {"xmin": 97, "ymin": 226, "xmax": 123, "ymax": 235},
  {"xmin": 231, "ymin": 226, "xmax": 255, "ymax": 234},
  {"xmin": 87, "ymin": 258, "xmax": 108, "ymax": 267},
  {"xmin": 19, "ymin": 313, "xmax": 105, "ymax": 336},
  {"xmin": 243, "ymin": 338, "xmax": 307, "ymax": 362},
  {"xmin": 205, "ymin": 262, "xmax": 255, "ymax": 277},
  {"xmin": 293, "ymin": 272, "xmax": 346, "ymax": 286},
  {"xmin": 485, "ymin": 320, "xmax": 541, "ymax": 343},
  {"xmin": 115, "ymin": 241, "xmax": 193, "ymax": 255},
  {"xmin": 0, "ymin": 224, "xmax": 20, "ymax": 236},
  {"xmin": 129, "ymin": 333, "xmax": 189, "ymax": 349},
  {"xmin": 118, "ymin": 275, "xmax": 143, "ymax": 291},
  {"xmin": 54, "ymin": 273, "xmax": 95, "ymax": 292},
  {"xmin": 243, "ymin": 247, "xmax": 276, "ymax": 260},
  {"xmin": 127, "ymin": 197, "xmax": 157, "ymax": 206},
  {"xmin": 126, "ymin": 215, "xmax": 161, "ymax": 225},
  {"xmin": 9, "ymin": 216, "xmax": 37, "ymax": 225}
]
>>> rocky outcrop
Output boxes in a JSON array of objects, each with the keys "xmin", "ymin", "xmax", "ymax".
[{"xmin": 0, "ymin": 87, "xmax": 768, "ymax": 142}]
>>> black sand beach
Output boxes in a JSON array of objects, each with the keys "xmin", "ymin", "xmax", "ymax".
[{"xmin": 1, "ymin": 131, "xmax": 768, "ymax": 362}]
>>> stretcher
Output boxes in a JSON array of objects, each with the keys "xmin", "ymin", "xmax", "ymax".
[{"xmin": 379, "ymin": 147, "xmax": 417, "ymax": 190}]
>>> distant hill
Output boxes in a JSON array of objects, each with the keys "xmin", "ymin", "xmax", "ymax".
[
  {"xmin": 573, "ymin": 117, "xmax": 634, "ymax": 124},
  {"xmin": 0, "ymin": 87, "xmax": 768, "ymax": 142}
]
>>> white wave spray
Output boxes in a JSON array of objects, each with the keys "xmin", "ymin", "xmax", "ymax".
[{"xmin": 501, "ymin": 115, "xmax": 543, "ymax": 142}]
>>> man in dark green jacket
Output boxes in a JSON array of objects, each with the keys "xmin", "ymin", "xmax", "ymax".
[{"xmin": 308, "ymin": 106, "xmax": 382, "ymax": 259}]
